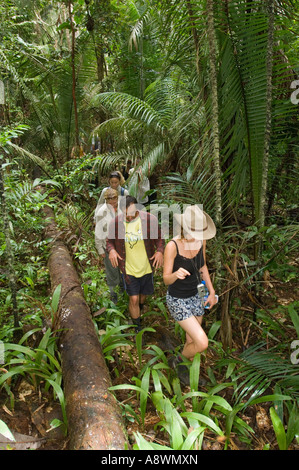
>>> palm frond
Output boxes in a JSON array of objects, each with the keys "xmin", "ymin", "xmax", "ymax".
[
  {"xmin": 217, "ymin": 0, "xmax": 298, "ymax": 221},
  {"xmin": 161, "ymin": 170, "xmax": 216, "ymax": 213},
  {"xmin": 6, "ymin": 142, "xmax": 45, "ymax": 168},
  {"xmin": 92, "ymin": 117, "xmax": 147, "ymax": 140},
  {"xmin": 92, "ymin": 150, "xmax": 140, "ymax": 175},
  {"xmin": 92, "ymin": 92, "xmax": 166, "ymax": 133},
  {"xmin": 129, "ymin": 5, "xmax": 153, "ymax": 51},
  {"xmin": 224, "ymin": 342, "xmax": 299, "ymax": 406}
]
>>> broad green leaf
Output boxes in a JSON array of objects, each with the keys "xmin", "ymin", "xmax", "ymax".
[
  {"xmin": 181, "ymin": 412, "xmax": 224, "ymax": 436},
  {"xmin": 286, "ymin": 403, "xmax": 299, "ymax": 448},
  {"xmin": 270, "ymin": 407, "xmax": 287, "ymax": 450},
  {"xmin": 190, "ymin": 353, "xmax": 200, "ymax": 392},
  {"xmin": 51, "ymin": 284, "xmax": 62, "ymax": 314},
  {"xmin": 181, "ymin": 426, "xmax": 206, "ymax": 450},
  {"xmin": 170, "ymin": 416, "xmax": 184, "ymax": 449},
  {"xmin": 288, "ymin": 303, "xmax": 299, "ymax": 338},
  {"xmin": 0, "ymin": 420, "xmax": 15, "ymax": 442},
  {"xmin": 140, "ymin": 367, "xmax": 151, "ymax": 424},
  {"xmin": 249, "ymin": 394, "xmax": 292, "ymax": 406}
]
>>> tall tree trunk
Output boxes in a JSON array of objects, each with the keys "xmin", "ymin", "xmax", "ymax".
[
  {"xmin": 86, "ymin": 0, "xmax": 111, "ymax": 87},
  {"xmin": 206, "ymin": 0, "xmax": 222, "ymax": 229},
  {"xmin": 69, "ymin": 1, "xmax": 80, "ymax": 149},
  {"xmin": 186, "ymin": 1, "xmax": 201, "ymax": 76},
  {"xmin": 95, "ymin": 41, "xmax": 106, "ymax": 84},
  {"xmin": 257, "ymin": 0, "xmax": 274, "ymax": 255},
  {"xmin": 206, "ymin": 0, "xmax": 225, "ymax": 342}
]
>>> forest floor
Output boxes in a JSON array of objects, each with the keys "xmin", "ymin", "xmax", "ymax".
[
  {"xmin": 108, "ymin": 271, "xmax": 299, "ymax": 451},
  {"xmin": 0, "ymin": 264, "xmax": 298, "ymax": 451}
]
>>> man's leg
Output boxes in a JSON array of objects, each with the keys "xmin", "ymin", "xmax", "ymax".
[
  {"xmin": 139, "ymin": 293, "xmax": 146, "ymax": 312},
  {"xmin": 104, "ymin": 251, "xmax": 121, "ymax": 302},
  {"xmin": 129, "ymin": 294, "xmax": 140, "ymax": 319},
  {"xmin": 139, "ymin": 273, "xmax": 154, "ymax": 311},
  {"xmin": 129, "ymin": 295, "xmax": 142, "ymax": 331},
  {"xmin": 125, "ymin": 274, "xmax": 153, "ymax": 332}
]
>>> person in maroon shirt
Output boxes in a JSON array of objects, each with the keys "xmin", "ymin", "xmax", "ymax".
[{"xmin": 107, "ymin": 196, "xmax": 164, "ymax": 331}]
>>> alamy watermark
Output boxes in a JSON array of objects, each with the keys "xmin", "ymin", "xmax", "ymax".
[
  {"xmin": 290, "ymin": 79, "xmax": 299, "ymax": 105},
  {"xmin": 0, "ymin": 340, "xmax": 4, "ymax": 364},
  {"xmin": 291, "ymin": 340, "xmax": 299, "ymax": 365},
  {"xmin": 0, "ymin": 80, "xmax": 4, "ymax": 105},
  {"xmin": 95, "ymin": 202, "xmax": 206, "ymax": 244}
]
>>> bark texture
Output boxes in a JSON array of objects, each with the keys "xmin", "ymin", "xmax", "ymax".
[{"xmin": 44, "ymin": 206, "xmax": 128, "ymax": 450}]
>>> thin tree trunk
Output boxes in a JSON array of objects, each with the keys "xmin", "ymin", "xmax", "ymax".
[
  {"xmin": 257, "ymin": 0, "xmax": 274, "ymax": 256},
  {"xmin": 44, "ymin": 206, "xmax": 128, "ymax": 450},
  {"xmin": 68, "ymin": 1, "xmax": 80, "ymax": 149},
  {"xmin": 91, "ymin": 0, "xmax": 109, "ymax": 86},
  {"xmin": 206, "ymin": 0, "xmax": 222, "ymax": 229},
  {"xmin": 95, "ymin": 41, "xmax": 106, "ymax": 84},
  {"xmin": 186, "ymin": 1, "xmax": 201, "ymax": 76}
]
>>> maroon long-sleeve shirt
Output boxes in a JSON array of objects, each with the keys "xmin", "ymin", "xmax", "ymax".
[{"xmin": 106, "ymin": 210, "xmax": 164, "ymax": 280}]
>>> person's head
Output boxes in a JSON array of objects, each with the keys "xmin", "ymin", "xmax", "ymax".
[
  {"xmin": 104, "ymin": 188, "xmax": 118, "ymax": 209},
  {"xmin": 127, "ymin": 159, "xmax": 132, "ymax": 168},
  {"xmin": 174, "ymin": 205, "xmax": 216, "ymax": 241},
  {"xmin": 120, "ymin": 195, "xmax": 139, "ymax": 222},
  {"xmin": 109, "ymin": 171, "xmax": 125, "ymax": 189}
]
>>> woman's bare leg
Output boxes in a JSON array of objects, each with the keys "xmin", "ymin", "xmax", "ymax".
[{"xmin": 178, "ymin": 315, "xmax": 208, "ymax": 360}]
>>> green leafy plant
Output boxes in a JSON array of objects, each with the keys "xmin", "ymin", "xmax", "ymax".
[
  {"xmin": 99, "ymin": 321, "xmax": 133, "ymax": 363},
  {"xmin": 150, "ymin": 390, "xmax": 208, "ymax": 450},
  {"xmin": 0, "ymin": 328, "xmax": 67, "ymax": 433},
  {"xmin": 269, "ymin": 399, "xmax": 299, "ymax": 450}
]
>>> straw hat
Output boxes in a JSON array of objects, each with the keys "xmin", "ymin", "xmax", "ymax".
[
  {"xmin": 174, "ymin": 205, "xmax": 216, "ymax": 240},
  {"xmin": 104, "ymin": 188, "xmax": 118, "ymax": 200}
]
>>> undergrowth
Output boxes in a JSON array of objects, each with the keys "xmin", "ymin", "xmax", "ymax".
[{"xmin": 0, "ymin": 163, "xmax": 298, "ymax": 450}]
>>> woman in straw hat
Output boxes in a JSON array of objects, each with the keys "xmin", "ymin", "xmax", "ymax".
[{"xmin": 163, "ymin": 205, "xmax": 217, "ymax": 379}]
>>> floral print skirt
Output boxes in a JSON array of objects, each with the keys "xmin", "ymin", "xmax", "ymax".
[{"xmin": 166, "ymin": 291, "xmax": 205, "ymax": 322}]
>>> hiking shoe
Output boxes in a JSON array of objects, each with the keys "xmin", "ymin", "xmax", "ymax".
[
  {"xmin": 110, "ymin": 292, "xmax": 118, "ymax": 304},
  {"xmin": 168, "ymin": 354, "xmax": 190, "ymax": 386},
  {"xmin": 130, "ymin": 317, "xmax": 142, "ymax": 333}
]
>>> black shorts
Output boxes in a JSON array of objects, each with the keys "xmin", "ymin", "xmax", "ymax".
[{"xmin": 123, "ymin": 273, "xmax": 154, "ymax": 296}]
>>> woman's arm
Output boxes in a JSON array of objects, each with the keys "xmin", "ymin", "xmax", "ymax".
[{"xmin": 163, "ymin": 240, "xmax": 190, "ymax": 286}]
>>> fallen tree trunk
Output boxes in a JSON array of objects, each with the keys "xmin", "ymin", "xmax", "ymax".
[{"xmin": 44, "ymin": 206, "xmax": 128, "ymax": 450}]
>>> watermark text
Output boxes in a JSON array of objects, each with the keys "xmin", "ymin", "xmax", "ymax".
[{"xmin": 290, "ymin": 80, "xmax": 299, "ymax": 105}]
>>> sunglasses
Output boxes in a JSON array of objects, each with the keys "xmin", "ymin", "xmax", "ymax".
[{"xmin": 106, "ymin": 196, "xmax": 118, "ymax": 200}]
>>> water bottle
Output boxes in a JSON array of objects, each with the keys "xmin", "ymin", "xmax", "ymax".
[
  {"xmin": 202, "ymin": 281, "xmax": 218, "ymax": 309},
  {"xmin": 197, "ymin": 280, "xmax": 206, "ymax": 298}
]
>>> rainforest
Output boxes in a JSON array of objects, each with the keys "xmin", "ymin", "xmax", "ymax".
[{"xmin": 0, "ymin": 0, "xmax": 298, "ymax": 452}]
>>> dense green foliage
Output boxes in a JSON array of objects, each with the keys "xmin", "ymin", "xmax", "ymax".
[{"xmin": 0, "ymin": 0, "xmax": 298, "ymax": 450}]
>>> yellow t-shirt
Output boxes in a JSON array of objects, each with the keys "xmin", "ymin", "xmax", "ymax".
[{"xmin": 124, "ymin": 217, "xmax": 152, "ymax": 277}]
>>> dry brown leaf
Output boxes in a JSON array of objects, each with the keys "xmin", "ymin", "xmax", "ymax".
[
  {"xmin": 2, "ymin": 405, "xmax": 13, "ymax": 417},
  {"xmin": 256, "ymin": 406, "xmax": 271, "ymax": 431},
  {"xmin": 0, "ymin": 432, "xmax": 45, "ymax": 450}
]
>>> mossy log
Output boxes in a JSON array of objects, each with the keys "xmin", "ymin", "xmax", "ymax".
[{"xmin": 44, "ymin": 206, "xmax": 128, "ymax": 450}]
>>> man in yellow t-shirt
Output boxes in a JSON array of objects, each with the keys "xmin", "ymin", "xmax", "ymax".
[
  {"xmin": 107, "ymin": 196, "xmax": 164, "ymax": 331},
  {"xmin": 124, "ymin": 215, "xmax": 152, "ymax": 277}
]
